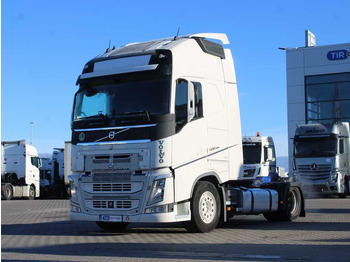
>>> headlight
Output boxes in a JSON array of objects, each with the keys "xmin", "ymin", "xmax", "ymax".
[
  {"xmin": 331, "ymin": 172, "xmax": 338, "ymax": 182},
  {"xmin": 147, "ymin": 178, "xmax": 165, "ymax": 205},
  {"xmin": 69, "ymin": 176, "xmax": 79, "ymax": 204}
]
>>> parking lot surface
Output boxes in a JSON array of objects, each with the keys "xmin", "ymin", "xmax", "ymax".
[{"xmin": 2, "ymin": 197, "xmax": 350, "ymax": 261}]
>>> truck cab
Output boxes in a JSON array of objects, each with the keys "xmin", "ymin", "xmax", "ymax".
[
  {"xmin": 1, "ymin": 140, "xmax": 41, "ymax": 200},
  {"xmin": 242, "ymin": 135, "xmax": 277, "ymax": 179},
  {"xmin": 293, "ymin": 122, "xmax": 350, "ymax": 197}
]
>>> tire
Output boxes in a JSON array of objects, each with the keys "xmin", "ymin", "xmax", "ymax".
[
  {"xmin": 264, "ymin": 187, "xmax": 302, "ymax": 222},
  {"xmin": 96, "ymin": 222, "xmax": 129, "ymax": 232},
  {"xmin": 183, "ymin": 181, "xmax": 221, "ymax": 233},
  {"xmin": 338, "ymin": 178, "xmax": 349, "ymax": 198},
  {"xmin": 28, "ymin": 186, "xmax": 35, "ymax": 200},
  {"xmin": 5, "ymin": 184, "xmax": 13, "ymax": 200}
]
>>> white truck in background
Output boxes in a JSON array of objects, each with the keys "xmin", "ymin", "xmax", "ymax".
[
  {"xmin": 40, "ymin": 157, "xmax": 52, "ymax": 198},
  {"xmin": 1, "ymin": 140, "xmax": 41, "ymax": 200},
  {"xmin": 293, "ymin": 122, "xmax": 350, "ymax": 198},
  {"xmin": 64, "ymin": 141, "xmax": 72, "ymax": 196},
  {"xmin": 242, "ymin": 134, "xmax": 287, "ymax": 181},
  {"xmin": 50, "ymin": 148, "xmax": 67, "ymax": 198},
  {"xmin": 69, "ymin": 33, "xmax": 305, "ymax": 233}
]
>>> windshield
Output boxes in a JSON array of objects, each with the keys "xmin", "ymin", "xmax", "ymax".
[
  {"xmin": 294, "ymin": 136, "xmax": 337, "ymax": 158},
  {"xmin": 73, "ymin": 76, "xmax": 170, "ymax": 122},
  {"xmin": 243, "ymin": 143, "xmax": 261, "ymax": 164}
]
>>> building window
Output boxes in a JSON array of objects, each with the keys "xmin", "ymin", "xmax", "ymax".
[{"xmin": 305, "ymin": 72, "xmax": 350, "ymax": 123}]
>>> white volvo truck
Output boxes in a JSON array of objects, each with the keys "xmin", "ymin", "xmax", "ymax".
[
  {"xmin": 293, "ymin": 122, "xmax": 350, "ymax": 198},
  {"xmin": 242, "ymin": 135, "xmax": 286, "ymax": 180},
  {"xmin": 69, "ymin": 33, "xmax": 305, "ymax": 232},
  {"xmin": 1, "ymin": 140, "xmax": 41, "ymax": 200}
]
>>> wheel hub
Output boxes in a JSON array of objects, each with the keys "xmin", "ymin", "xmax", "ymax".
[{"xmin": 199, "ymin": 191, "xmax": 216, "ymax": 224}]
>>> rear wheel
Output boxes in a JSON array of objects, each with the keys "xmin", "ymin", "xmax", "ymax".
[
  {"xmin": 183, "ymin": 181, "xmax": 221, "ymax": 233},
  {"xmin": 5, "ymin": 184, "xmax": 13, "ymax": 200},
  {"xmin": 28, "ymin": 186, "xmax": 35, "ymax": 200},
  {"xmin": 264, "ymin": 187, "xmax": 302, "ymax": 221},
  {"xmin": 96, "ymin": 222, "xmax": 129, "ymax": 232}
]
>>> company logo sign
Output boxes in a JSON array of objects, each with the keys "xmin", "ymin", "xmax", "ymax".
[
  {"xmin": 305, "ymin": 128, "xmax": 326, "ymax": 134},
  {"xmin": 108, "ymin": 131, "xmax": 115, "ymax": 139},
  {"xmin": 327, "ymin": 50, "xmax": 349, "ymax": 61},
  {"xmin": 310, "ymin": 163, "xmax": 318, "ymax": 171}
]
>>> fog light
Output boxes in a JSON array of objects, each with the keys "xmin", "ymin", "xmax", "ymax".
[
  {"xmin": 70, "ymin": 205, "xmax": 81, "ymax": 213},
  {"xmin": 145, "ymin": 204, "xmax": 168, "ymax": 214}
]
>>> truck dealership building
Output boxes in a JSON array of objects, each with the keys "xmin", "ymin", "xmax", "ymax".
[{"xmin": 286, "ymin": 32, "xmax": 350, "ymax": 169}]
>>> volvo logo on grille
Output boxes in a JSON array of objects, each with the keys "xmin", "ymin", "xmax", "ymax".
[
  {"xmin": 311, "ymin": 163, "xmax": 318, "ymax": 171},
  {"xmin": 108, "ymin": 131, "xmax": 115, "ymax": 139}
]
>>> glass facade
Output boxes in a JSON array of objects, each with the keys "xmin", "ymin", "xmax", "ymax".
[{"xmin": 305, "ymin": 72, "xmax": 350, "ymax": 123}]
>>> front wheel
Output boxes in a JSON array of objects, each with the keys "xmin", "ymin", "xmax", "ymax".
[
  {"xmin": 5, "ymin": 184, "xmax": 13, "ymax": 200},
  {"xmin": 338, "ymin": 178, "xmax": 349, "ymax": 198},
  {"xmin": 183, "ymin": 181, "xmax": 221, "ymax": 233},
  {"xmin": 28, "ymin": 186, "xmax": 35, "ymax": 200},
  {"xmin": 264, "ymin": 186, "xmax": 302, "ymax": 222},
  {"xmin": 96, "ymin": 222, "xmax": 129, "ymax": 232}
]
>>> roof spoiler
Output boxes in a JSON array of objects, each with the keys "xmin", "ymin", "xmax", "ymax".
[{"xmin": 188, "ymin": 33, "xmax": 230, "ymax": 45}]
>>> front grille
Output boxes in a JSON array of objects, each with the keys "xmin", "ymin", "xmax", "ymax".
[
  {"xmin": 93, "ymin": 183, "xmax": 132, "ymax": 192},
  {"xmin": 297, "ymin": 164, "xmax": 332, "ymax": 181},
  {"xmin": 90, "ymin": 200, "xmax": 138, "ymax": 210},
  {"xmin": 93, "ymin": 173, "xmax": 131, "ymax": 182},
  {"xmin": 92, "ymin": 155, "xmax": 131, "ymax": 170},
  {"xmin": 88, "ymin": 153, "xmax": 139, "ymax": 173},
  {"xmin": 82, "ymin": 182, "xmax": 143, "ymax": 194}
]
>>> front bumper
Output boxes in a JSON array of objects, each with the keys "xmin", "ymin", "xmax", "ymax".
[
  {"xmin": 70, "ymin": 203, "xmax": 189, "ymax": 223},
  {"xmin": 299, "ymin": 180, "xmax": 341, "ymax": 194}
]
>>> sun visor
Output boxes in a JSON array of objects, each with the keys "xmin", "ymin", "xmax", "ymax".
[{"xmin": 80, "ymin": 55, "xmax": 157, "ymax": 79}]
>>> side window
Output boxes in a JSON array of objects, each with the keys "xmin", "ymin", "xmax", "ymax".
[
  {"xmin": 193, "ymin": 82, "xmax": 203, "ymax": 119},
  {"xmin": 339, "ymin": 139, "xmax": 344, "ymax": 154},
  {"xmin": 175, "ymin": 79, "xmax": 188, "ymax": 129},
  {"xmin": 31, "ymin": 157, "xmax": 38, "ymax": 168}
]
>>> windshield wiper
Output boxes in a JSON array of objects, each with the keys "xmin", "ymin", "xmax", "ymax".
[{"xmin": 77, "ymin": 113, "xmax": 107, "ymax": 126}]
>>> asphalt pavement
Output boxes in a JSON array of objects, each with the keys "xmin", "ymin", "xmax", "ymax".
[{"xmin": 1, "ymin": 197, "xmax": 350, "ymax": 261}]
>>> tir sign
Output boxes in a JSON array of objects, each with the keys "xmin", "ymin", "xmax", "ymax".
[{"xmin": 327, "ymin": 50, "xmax": 349, "ymax": 61}]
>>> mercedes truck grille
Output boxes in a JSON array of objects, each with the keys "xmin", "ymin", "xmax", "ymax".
[{"xmin": 297, "ymin": 164, "xmax": 332, "ymax": 181}]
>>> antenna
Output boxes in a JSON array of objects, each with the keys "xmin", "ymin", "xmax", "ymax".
[
  {"xmin": 30, "ymin": 122, "xmax": 34, "ymax": 145},
  {"xmin": 173, "ymin": 27, "xmax": 180, "ymax": 40},
  {"xmin": 106, "ymin": 39, "xmax": 111, "ymax": 53}
]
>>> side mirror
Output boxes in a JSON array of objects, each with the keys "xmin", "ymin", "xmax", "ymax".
[
  {"xmin": 267, "ymin": 148, "xmax": 274, "ymax": 162},
  {"xmin": 187, "ymin": 81, "xmax": 195, "ymax": 122}
]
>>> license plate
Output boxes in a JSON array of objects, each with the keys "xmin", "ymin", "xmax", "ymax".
[{"xmin": 99, "ymin": 215, "xmax": 122, "ymax": 222}]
